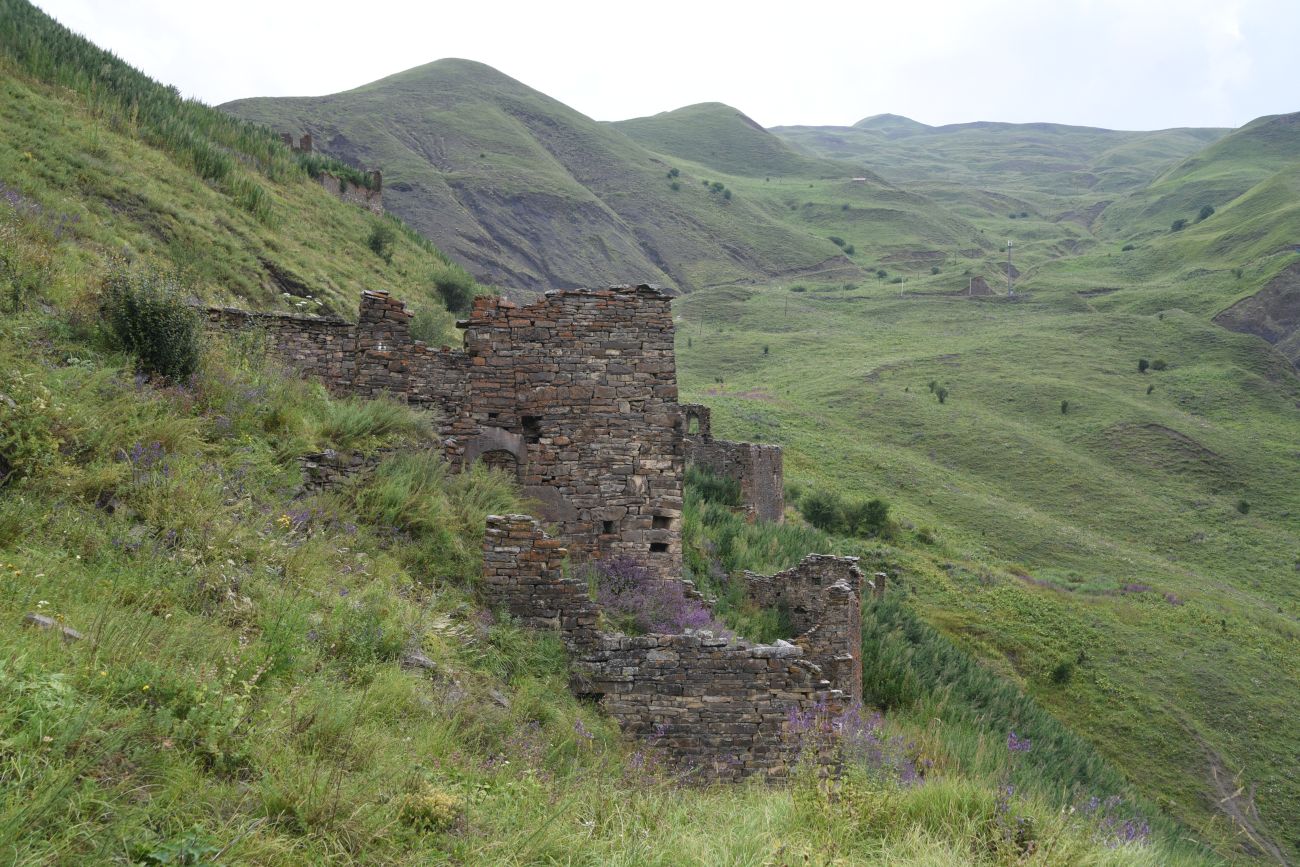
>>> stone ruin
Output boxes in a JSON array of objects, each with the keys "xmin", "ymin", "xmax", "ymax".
[
  {"xmin": 208, "ymin": 286, "xmax": 875, "ymax": 778},
  {"xmin": 681, "ymin": 403, "xmax": 784, "ymax": 522},
  {"xmin": 207, "ymin": 286, "xmax": 779, "ymax": 578},
  {"xmin": 278, "ymin": 131, "xmax": 384, "ymax": 214},
  {"xmin": 482, "ymin": 514, "xmax": 865, "ymax": 780}
]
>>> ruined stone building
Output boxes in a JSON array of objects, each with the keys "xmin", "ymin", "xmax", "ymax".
[
  {"xmin": 207, "ymin": 286, "xmax": 874, "ymax": 778},
  {"xmin": 208, "ymin": 285, "xmax": 776, "ymax": 577}
]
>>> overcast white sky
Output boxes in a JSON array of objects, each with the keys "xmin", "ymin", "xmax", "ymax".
[{"xmin": 32, "ymin": 0, "xmax": 1300, "ymax": 130}]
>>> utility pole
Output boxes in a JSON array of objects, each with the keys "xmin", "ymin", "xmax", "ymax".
[{"xmin": 1007, "ymin": 239, "xmax": 1015, "ymax": 296}]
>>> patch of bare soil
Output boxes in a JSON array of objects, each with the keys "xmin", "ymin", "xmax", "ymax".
[
  {"xmin": 1214, "ymin": 261, "xmax": 1300, "ymax": 368},
  {"xmin": 1102, "ymin": 423, "xmax": 1227, "ymax": 477}
]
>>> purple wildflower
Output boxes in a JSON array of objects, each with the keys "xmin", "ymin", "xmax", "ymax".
[{"xmin": 1007, "ymin": 730, "xmax": 1032, "ymax": 753}]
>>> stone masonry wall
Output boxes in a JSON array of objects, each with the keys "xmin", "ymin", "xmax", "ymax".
[
  {"xmin": 452, "ymin": 287, "xmax": 683, "ymax": 577},
  {"xmin": 208, "ymin": 288, "xmax": 789, "ymax": 580},
  {"xmin": 317, "ymin": 171, "xmax": 384, "ymax": 215},
  {"xmin": 681, "ymin": 404, "xmax": 785, "ymax": 523},
  {"xmin": 206, "ymin": 291, "xmax": 468, "ymax": 436},
  {"xmin": 481, "ymin": 515, "xmax": 852, "ymax": 781},
  {"xmin": 744, "ymin": 556, "xmax": 865, "ymax": 703}
]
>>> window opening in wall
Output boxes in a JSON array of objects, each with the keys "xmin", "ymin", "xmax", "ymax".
[
  {"xmin": 687, "ymin": 416, "xmax": 700, "ymax": 435},
  {"xmin": 652, "ymin": 515, "xmax": 672, "ymax": 530},
  {"xmin": 522, "ymin": 415, "xmax": 542, "ymax": 444},
  {"xmin": 487, "ymin": 412, "xmax": 499, "ymax": 420},
  {"xmin": 602, "ymin": 520, "xmax": 616, "ymax": 534},
  {"xmin": 649, "ymin": 542, "xmax": 669, "ymax": 553}
]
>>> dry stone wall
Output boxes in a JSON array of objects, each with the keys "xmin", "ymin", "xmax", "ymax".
[
  {"xmin": 680, "ymin": 403, "xmax": 785, "ymax": 522},
  {"xmin": 208, "ymin": 287, "xmax": 786, "ymax": 578},
  {"xmin": 451, "ymin": 287, "xmax": 683, "ymax": 576},
  {"xmin": 744, "ymin": 556, "xmax": 865, "ymax": 703},
  {"xmin": 317, "ymin": 171, "xmax": 384, "ymax": 215},
  {"xmin": 481, "ymin": 515, "xmax": 855, "ymax": 781}
]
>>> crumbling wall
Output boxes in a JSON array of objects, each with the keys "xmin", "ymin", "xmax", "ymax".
[
  {"xmin": 686, "ymin": 436, "xmax": 785, "ymax": 523},
  {"xmin": 298, "ymin": 447, "xmax": 402, "ymax": 494},
  {"xmin": 204, "ymin": 306, "xmax": 356, "ymax": 386},
  {"xmin": 481, "ymin": 515, "xmax": 856, "ymax": 781},
  {"xmin": 206, "ymin": 292, "xmax": 468, "ymax": 435},
  {"xmin": 453, "ymin": 287, "xmax": 683, "ymax": 576},
  {"xmin": 744, "ymin": 556, "xmax": 865, "ymax": 702},
  {"xmin": 317, "ymin": 171, "xmax": 384, "ymax": 215}
]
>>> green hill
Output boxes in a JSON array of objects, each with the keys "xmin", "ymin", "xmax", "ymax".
[
  {"xmin": 0, "ymin": 3, "xmax": 475, "ymax": 336},
  {"xmin": 612, "ymin": 102, "xmax": 867, "ymax": 178},
  {"xmin": 1096, "ymin": 112, "xmax": 1300, "ymax": 239},
  {"xmin": 221, "ymin": 61, "xmax": 863, "ymax": 294}
]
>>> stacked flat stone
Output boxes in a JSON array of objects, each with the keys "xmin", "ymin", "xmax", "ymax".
[
  {"xmin": 207, "ymin": 287, "xmax": 787, "ymax": 578},
  {"xmin": 298, "ymin": 448, "xmax": 397, "ymax": 494},
  {"xmin": 745, "ymin": 555, "xmax": 865, "ymax": 703},
  {"xmin": 482, "ymin": 515, "xmax": 857, "ymax": 782}
]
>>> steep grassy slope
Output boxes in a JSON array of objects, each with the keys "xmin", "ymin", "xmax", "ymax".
[
  {"xmin": 0, "ymin": 0, "xmax": 472, "ymax": 338},
  {"xmin": 222, "ymin": 61, "xmax": 859, "ymax": 294}
]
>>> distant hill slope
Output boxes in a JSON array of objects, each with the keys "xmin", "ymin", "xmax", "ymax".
[
  {"xmin": 775, "ymin": 116, "xmax": 1226, "ymax": 198},
  {"xmin": 222, "ymin": 61, "xmax": 859, "ymax": 294},
  {"xmin": 1096, "ymin": 111, "xmax": 1300, "ymax": 239},
  {"xmin": 611, "ymin": 102, "xmax": 870, "ymax": 179}
]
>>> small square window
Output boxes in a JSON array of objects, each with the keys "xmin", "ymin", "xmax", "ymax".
[
  {"xmin": 602, "ymin": 520, "xmax": 615, "ymax": 534},
  {"xmin": 652, "ymin": 515, "xmax": 671, "ymax": 530},
  {"xmin": 649, "ymin": 542, "xmax": 669, "ymax": 553}
]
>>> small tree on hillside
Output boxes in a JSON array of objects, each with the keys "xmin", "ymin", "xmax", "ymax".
[
  {"xmin": 1197, "ymin": 205, "xmax": 1215, "ymax": 222},
  {"xmin": 799, "ymin": 489, "xmax": 844, "ymax": 533},
  {"xmin": 1138, "ymin": 358, "xmax": 1150, "ymax": 373}
]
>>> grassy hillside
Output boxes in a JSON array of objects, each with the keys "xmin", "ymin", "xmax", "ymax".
[
  {"xmin": 0, "ymin": 0, "xmax": 474, "ymax": 338},
  {"xmin": 221, "ymin": 61, "xmax": 865, "ymax": 294},
  {"xmin": 773, "ymin": 116, "xmax": 1229, "ymax": 286},
  {"xmin": 1095, "ymin": 112, "xmax": 1300, "ymax": 240},
  {"xmin": 611, "ymin": 102, "xmax": 866, "ymax": 179},
  {"xmin": 676, "ymin": 270, "xmax": 1300, "ymax": 862}
]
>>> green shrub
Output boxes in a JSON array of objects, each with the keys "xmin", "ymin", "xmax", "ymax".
[
  {"xmin": 876, "ymin": 269, "xmax": 887, "ymax": 279},
  {"xmin": 790, "ymin": 285, "xmax": 807, "ymax": 293},
  {"xmin": 1170, "ymin": 218, "xmax": 1187, "ymax": 232},
  {"xmin": 1151, "ymin": 359, "xmax": 1167, "ymax": 371},
  {"xmin": 1196, "ymin": 204, "xmax": 1215, "ymax": 222},
  {"xmin": 843, "ymin": 245, "xmax": 855, "ymax": 255},
  {"xmin": 368, "ymin": 222, "xmax": 396, "ymax": 263},
  {"xmin": 829, "ymin": 236, "xmax": 846, "ymax": 248},
  {"xmin": 1122, "ymin": 243, "xmax": 1136, "ymax": 251},
  {"xmin": 1050, "ymin": 659, "xmax": 1075, "ymax": 685},
  {"xmin": 99, "ymin": 268, "xmax": 203, "ymax": 381},
  {"xmin": 433, "ymin": 268, "xmax": 475, "ymax": 313},
  {"xmin": 1060, "ymin": 400, "xmax": 1069, "ymax": 415},
  {"xmin": 1146, "ymin": 384, "xmax": 1155, "ymax": 395},
  {"xmin": 843, "ymin": 498, "xmax": 890, "ymax": 537},
  {"xmin": 936, "ymin": 387, "xmax": 948, "ymax": 404},
  {"xmin": 670, "ymin": 181, "xmax": 680, "ymax": 191},
  {"xmin": 1137, "ymin": 358, "xmax": 1150, "ymax": 373},
  {"xmin": 890, "ymin": 276, "xmax": 904, "ymax": 285},
  {"xmin": 798, "ymin": 488, "xmax": 843, "ymax": 532},
  {"xmin": 930, "ymin": 265, "xmax": 940, "ymax": 275},
  {"xmin": 1236, "ymin": 499, "xmax": 1250, "ymax": 515}
]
